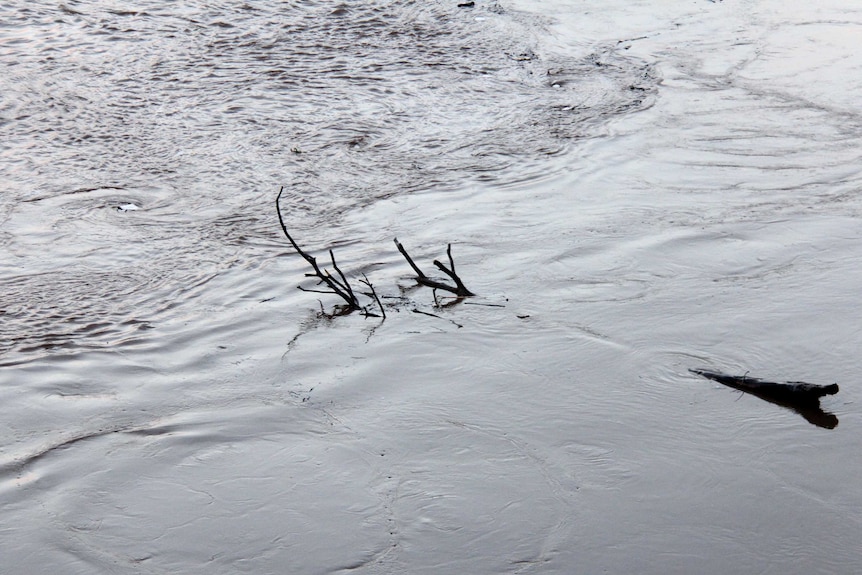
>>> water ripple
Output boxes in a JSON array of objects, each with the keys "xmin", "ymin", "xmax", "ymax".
[{"xmin": 0, "ymin": 0, "xmax": 656, "ymax": 365}]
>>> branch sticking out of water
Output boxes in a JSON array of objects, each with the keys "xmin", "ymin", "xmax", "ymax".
[
  {"xmin": 274, "ymin": 188, "xmax": 472, "ymax": 318},
  {"xmin": 277, "ymin": 187, "xmax": 385, "ymax": 316},
  {"xmin": 359, "ymin": 273, "xmax": 385, "ymax": 320},
  {"xmin": 394, "ymin": 238, "xmax": 475, "ymax": 297}
]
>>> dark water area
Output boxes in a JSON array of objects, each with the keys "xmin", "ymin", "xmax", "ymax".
[
  {"xmin": 0, "ymin": 0, "xmax": 653, "ymax": 364},
  {"xmin": 3, "ymin": 1, "xmax": 862, "ymax": 573}
]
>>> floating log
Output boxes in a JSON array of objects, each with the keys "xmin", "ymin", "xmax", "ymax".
[
  {"xmin": 690, "ymin": 369, "xmax": 839, "ymax": 429},
  {"xmin": 690, "ymin": 369, "xmax": 838, "ymax": 403}
]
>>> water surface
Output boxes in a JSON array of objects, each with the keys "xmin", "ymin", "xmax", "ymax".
[{"xmin": 2, "ymin": 1, "xmax": 861, "ymax": 573}]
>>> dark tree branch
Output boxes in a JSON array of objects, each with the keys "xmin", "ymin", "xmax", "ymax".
[
  {"xmin": 330, "ymin": 249, "xmax": 357, "ymax": 303},
  {"xmin": 359, "ymin": 273, "xmax": 386, "ymax": 319},
  {"xmin": 411, "ymin": 308, "xmax": 464, "ymax": 328},
  {"xmin": 394, "ymin": 237, "xmax": 426, "ymax": 278},
  {"xmin": 433, "ymin": 247, "xmax": 474, "ymax": 296},
  {"xmin": 418, "ymin": 276, "xmax": 464, "ymax": 294},
  {"xmin": 394, "ymin": 239, "xmax": 474, "ymax": 297},
  {"xmin": 276, "ymin": 187, "xmax": 360, "ymax": 310},
  {"xmin": 298, "ymin": 287, "xmax": 343, "ymax": 295},
  {"xmin": 277, "ymin": 188, "xmax": 473, "ymax": 320},
  {"xmin": 447, "ymin": 243, "xmax": 456, "ymax": 274}
]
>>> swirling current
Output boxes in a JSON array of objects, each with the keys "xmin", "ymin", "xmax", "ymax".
[
  {"xmin": 0, "ymin": 0, "xmax": 655, "ymax": 364},
  {"xmin": 6, "ymin": 1, "xmax": 862, "ymax": 574}
]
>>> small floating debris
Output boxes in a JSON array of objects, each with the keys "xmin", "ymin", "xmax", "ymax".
[
  {"xmin": 690, "ymin": 369, "xmax": 839, "ymax": 429},
  {"xmin": 115, "ymin": 203, "xmax": 141, "ymax": 212}
]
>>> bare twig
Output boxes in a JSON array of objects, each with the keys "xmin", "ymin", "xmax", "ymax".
[
  {"xmin": 447, "ymin": 243, "xmax": 456, "ymax": 274},
  {"xmin": 411, "ymin": 308, "xmax": 463, "ymax": 328},
  {"xmin": 440, "ymin": 243, "xmax": 474, "ymax": 296},
  {"xmin": 394, "ymin": 238, "xmax": 474, "ymax": 297},
  {"xmin": 394, "ymin": 237, "xmax": 426, "ymax": 278},
  {"xmin": 276, "ymin": 189, "xmax": 474, "ymax": 322},
  {"xmin": 276, "ymin": 187, "xmax": 360, "ymax": 310},
  {"xmin": 433, "ymin": 246, "xmax": 474, "ymax": 297},
  {"xmin": 299, "ymin": 287, "xmax": 345, "ymax": 295},
  {"xmin": 359, "ymin": 273, "xmax": 386, "ymax": 319},
  {"xmin": 330, "ymin": 249, "xmax": 357, "ymax": 304}
]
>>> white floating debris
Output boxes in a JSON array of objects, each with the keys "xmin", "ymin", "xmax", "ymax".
[{"xmin": 115, "ymin": 203, "xmax": 141, "ymax": 212}]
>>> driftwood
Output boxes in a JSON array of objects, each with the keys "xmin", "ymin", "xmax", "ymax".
[
  {"xmin": 276, "ymin": 187, "xmax": 384, "ymax": 318},
  {"xmin": 275, "ymin": 188, "xmax": 474, "ymax": 320},
  {"xmin": 690, "ymin": 369, "xmax": 839, "ymax": 429},
  {"xmin": 394, "ymin": 238, "xmax": 474, "ymax": 297}
]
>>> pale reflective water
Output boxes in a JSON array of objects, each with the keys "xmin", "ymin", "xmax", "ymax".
[{"xmin": 2, "ymin": 1, "xmax": 862, "ymax": 573}]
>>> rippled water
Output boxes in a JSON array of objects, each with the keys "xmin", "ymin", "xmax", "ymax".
[
  {"xmin": 0, "ymin": 0, "xmax": 653, "ymax": 362},
  {"xmin": 2, "ymin": 1, "xmax": 862, "ymax": 573}
]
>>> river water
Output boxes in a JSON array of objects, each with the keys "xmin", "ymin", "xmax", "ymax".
[{"xmin": 2, "ymin": 1, "xmax": 861, "ymax": 573}]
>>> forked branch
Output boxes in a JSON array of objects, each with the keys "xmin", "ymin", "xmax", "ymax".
[
  {"xmin": 276, "ymin": 187, "xmax": 361, "ymax": 310},
  {"xmin": 394, "ymin": 238, "xmax": 475, "ymax": 297},
  {"xmin": 275, "ymin": 188, "xmax": 471, "ymax": 318},
  {"xmin": 359, "ymin": 273, "xmax": 386, "ymax": 319}
]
